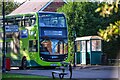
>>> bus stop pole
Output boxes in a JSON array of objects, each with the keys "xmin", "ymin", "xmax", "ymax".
[{"xmin": 2, "ymin": 0, "xmax": 6, "ymax": 72}]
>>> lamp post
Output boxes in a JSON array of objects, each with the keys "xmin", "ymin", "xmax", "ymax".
[
  {"xmin": 73, "ymin": 27, "xmax": 76, "ymax": 67},
  {"xmin": 2, "ymin": 0, "xmax": 6, "ymax": 72},
  {"xmin": 72, "ymin": 1, "xmax": 76, "ymax": 67}
]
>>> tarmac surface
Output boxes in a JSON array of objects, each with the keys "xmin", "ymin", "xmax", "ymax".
[{"xmin": 6, "ymin": 65, "xmax": 120, "ymax": 79}]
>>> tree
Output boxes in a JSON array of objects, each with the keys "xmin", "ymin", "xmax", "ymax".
[
  {"xmin": 95, "ymin": 0, "xmax": 120, "ymax": 59},
  {"xmin": 57, "ymin": 2, "xmax": 106, "ymax": 61},
  {"xmin": 95, "ymin": 0, "xmax": 120, "ymax": 41},
  {"xmin": 0, "ymin": 2, "xmax": 20, "ymax": 15},
  {"xmin": 57, "ymin": 2, "xmax": 120, "ymax": 60},
  {"xmin": 98, "ymin": 21, "xmax": 120, "ymax": 41},
  {"xmin": 58, "ymin": 2, "xmax": 119, "ymax": 42}
]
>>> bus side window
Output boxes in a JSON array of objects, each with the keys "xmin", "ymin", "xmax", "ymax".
[
  {"xmin": 6, "ymin": 33, "xmax": 13, "ymax": 38},
  {"xmin": 6, "ymin": 42, "xmax": 11, "ymax": 53},
  {"xmin": 19, "ymin": 20, "xmax": 22, "ymax": 27},
  {"xmin": 7, "ymin": 19, "xmax": 14, "ymax": 25},
  {"xmin": 28, "ymin": 19, "xmax": 32, "ymax": 26},
  {"xmin": 16, "ymin": 17, "xmax": 23, "ymax": 27},
  {"xmin": 6, "ymin": 17, "xmax": 19, "ymax": 26},
  {"xmin": 24, "ymin": 16, "xmax": 30, "ymax": 27},
  {"xmin": 25, "ymin": 19, "xmax": 30, "ymax": 27},
  {"xmin": 20, "ymin": 19, "xmax": 24, "ymax": 27},
  {"xmin": 30, "ymin": 15, "xmax": 36, "ymax": 26},
  {"xmin": 29, "ymin": 40, "xmax": 38, "ymax": 52}
]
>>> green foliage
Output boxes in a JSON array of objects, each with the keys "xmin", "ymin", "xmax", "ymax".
[
  {"xmin": 58, "ymin": 2, "xmax": 103, "ymax": 62},
  {"xmin": 58, "ymin": 2, "xmax": 120, "ymax": 60},
  {"xmin": 95, "ymin": 0, "xmax": 119, "ymax": 17},
  {"xmin": 2, "ymin": 73, "xmax": 48, "ymax": 78},
  {"xmin": 98, "ymin": 21, "xmax": 120, "ymax": 42},
  {"xmin": 95, "ymin": 2, "xmax": 114, "ymax": 17},
  {"xmin": 57, "ymin": 2, "xmax": 107, "ymax": 49},
  {"xmin": 96, "ymin": 2, "xmax": 120, "ymax": 59},
  {"xmin": 0, "ymin": 2, "xmax": 19, "ymax": 15},
  {"xmin": 5, "ymin": 2, "xmax": 19, "ymax": 15},
  {"xmin": 102, "ymin": 37, "xmax": 120, "ymax": 59},
  {"xmin": 96, "ymin": 1, "xmax": 120, "ymax": 42}
]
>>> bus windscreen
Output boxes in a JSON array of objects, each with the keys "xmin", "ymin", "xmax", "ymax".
[{"xmin": 39, "ymin": 13, "xmax": 66, "ymax": 27}]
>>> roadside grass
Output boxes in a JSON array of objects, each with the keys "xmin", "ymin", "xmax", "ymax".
[
  {"xmin": 2, "ymin": 73, "xmax": 61, "ymax": 80},
  {"xmin": 2, "ymin": 73, "xmax": 48, "ymax": 78}
]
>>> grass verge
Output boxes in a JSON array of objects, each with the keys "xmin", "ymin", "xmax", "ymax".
[{"xmin": 2, "ymin": 73, "xmax": 50, "ymax": 80}]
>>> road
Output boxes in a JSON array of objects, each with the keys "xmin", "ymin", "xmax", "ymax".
[{"xmin": 6, "ymin": 66, "xmax": 120, "ymax": 79}]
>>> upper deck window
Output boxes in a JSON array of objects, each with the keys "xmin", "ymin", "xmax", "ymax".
[
  {"xmin": 39, "ymin": 13, "xmax": 66, "ymax": 27},
  {"xmin": 5, "ymin": 14, "xmax": 36, "ymax": 27}
]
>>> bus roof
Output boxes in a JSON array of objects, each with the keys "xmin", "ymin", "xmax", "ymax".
[
  {"xmin": 7, "ymin": 11, "xmax": 65, "ymax": 17},
  {"xmin": 7, "ymin": 12, "xmax": 36, "ymax": 16},
  {"xmin": 38, "ymin": 11, "xmax": 65, "ymax": 15}
]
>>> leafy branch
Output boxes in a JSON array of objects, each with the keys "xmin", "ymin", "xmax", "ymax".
[{"xmin": 95, "ymin": 0, "xmax": 120, "ymax": 41}]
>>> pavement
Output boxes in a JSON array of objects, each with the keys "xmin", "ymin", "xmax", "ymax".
[{"xmin": 5, "ymin": 65, "xmax": 120, "ymax": 79}]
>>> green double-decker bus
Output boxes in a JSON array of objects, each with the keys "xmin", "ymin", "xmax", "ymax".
[{"xmin": 4, "ymin": 12, "xmax": 70, "ymax": 69}]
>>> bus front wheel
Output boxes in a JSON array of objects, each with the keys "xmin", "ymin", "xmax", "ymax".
[{"xmin": 21, "ymin": 57, "xmax": 27, "ymax": 70}]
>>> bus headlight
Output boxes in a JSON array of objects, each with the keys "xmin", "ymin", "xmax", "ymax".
[{"xmin": 40, "ymin": 57, "xmax": 44, "ymax": 60}]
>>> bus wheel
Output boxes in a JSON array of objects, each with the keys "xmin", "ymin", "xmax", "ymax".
[{"xmin": 21, "ymin": 57, "xmax": 27, "ymax": 70}]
